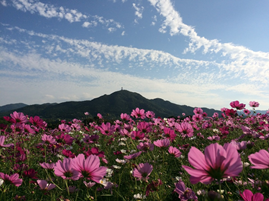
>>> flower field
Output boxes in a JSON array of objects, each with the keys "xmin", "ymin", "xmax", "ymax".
[{"xmin": 0, "ymin": 100, "xmax": 269, "ymax": 200}]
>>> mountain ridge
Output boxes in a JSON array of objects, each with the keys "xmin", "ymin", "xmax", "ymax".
[{"xmin": 0, "ymin": 90, "xmax": 221, "ymax": 120}]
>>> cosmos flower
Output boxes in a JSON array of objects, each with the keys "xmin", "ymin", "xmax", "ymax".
[
  {"xmin": 54, "ymin": 158, "xmax": 81, "ymax": 180},
  {"xmin": 249, "ymin": 101, "xmax": 259, "ymax": 108},
  {"xmin": 230, "ymin": 100, "xmax": 245, "ymax": 110},
  {"xmin": 168, "ymin": 146, "xmax": 182, "ymax": 158},
  {"xmin": 133, "ymin": 163, "xmax": 153, "ymax": 181},
  {"xmin": 182, "ymin": 143, "xmax": 243, "ymax": 184},
  {"xmin": 37, "ymin": 180, "xmax": 56, "ymax": 190},
  {"xmin": 72, "ymin": 154, "xmax": 107, "ymax": 183},
  {"xmin": 0, "ymin": 173, "xmax": 23, "ymax": 187},
  {"xmin": 10, "ymin": 111, "xmax": 28, "ymax": 124},
  {"xmin": 174, "ymin": 180, "xmax": 198, "ymax": 201},
  {"xmin": 153, "ymin": 138, "xmax": 170, "ymax": 148}
]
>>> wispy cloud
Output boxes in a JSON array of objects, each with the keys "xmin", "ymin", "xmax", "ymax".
[
  {"xmin": 0, "ymin": 0, "xmax": 7, "ymax": 6},
  {"xmin": 2, "ymin": 25, "xmax": 217, "ymax": 72},
  {"xmin": 133, "ymin": 3, "xmax": 144, "ymax": 19},
  {"xmin": 6, "ymin": 0, "xmax": 123, "ymax": 31},
  {"xmin": 0, "ymin": 49, "xmax": 231, "ymax": 109},
  {"xmin": 1, "ymin": 29, "xmax": 268, "ymax": 109},
  {"xmin": 148, "ymin": 0, "xmax": 269, "ymax": 84}
]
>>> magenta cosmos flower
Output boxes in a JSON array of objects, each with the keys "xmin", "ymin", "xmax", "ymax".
[
  {"xmin": 72, "ymin": 154, "xmax": 107, "ymax": 183},
  {"xmin": 182, "ymin": 143, "xmax": 243, "ymax": 184},
  {"xmin": 248, "ymin": 149, "xmax": 269, "ymax": 169},
  {"xmin": 0, "ymin": 136, "xmax": 13, "ymax": 147},
  {"xmin": 54, "ymin": 158, "xmax": 80, "ymax": 180},
  {"xmin": 133, "ymin": 163, "xmax": 153, "ymax": 181},
  {"xmin": 230, "ymin": 100, "xmax": 246, "ymax": 110},
  {"xmin": 0, "ymin": 173, "xmax": 23, "ymax": 187},
  {"xmin": 240, "ymin": 189, "xmax": 267, "ymax": 201}
]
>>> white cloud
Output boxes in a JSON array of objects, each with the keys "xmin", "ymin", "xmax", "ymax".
[
  {"xmin": 133, "ymin": 3, "xmax": 144, "ymax": 19},
  {"xmin": 7, "ymin": 0, "xmax": 122, "ymax": 31},
  {"xmin": 148, "ymin": 0, "xmax": 269, "ymax": 84},
  {"xmin": 5, "ymin": 26, "xmax": 215, "ymax": 70},
  {"xmin": 0, "ymin": 51, "xmax": 233, "ymax": 109},
  {"xmin": 0, "ymin": 0, "xmax": 7, "ymax": 6},
  {"xmin": 108, "ymin": 27, "xmax": 116, "ymax": 32}
]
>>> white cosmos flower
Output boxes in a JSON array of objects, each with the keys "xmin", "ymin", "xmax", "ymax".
[{"xmin": 134, "ymin": 193, "xmax": 146, "ymax": 199}]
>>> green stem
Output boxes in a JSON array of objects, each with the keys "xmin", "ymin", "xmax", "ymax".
[{"xmin": 65, "ymin": 180, "xmax": 70, "ymax": 196}]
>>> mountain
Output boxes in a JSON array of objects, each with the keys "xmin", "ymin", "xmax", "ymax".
[
  {"xmin": 0, "ymin": 103, "xmax": 27, "ymax": 112},
  {"xmin": 0, "ymin": 90, "xmax": 221, "ymax": 120}
]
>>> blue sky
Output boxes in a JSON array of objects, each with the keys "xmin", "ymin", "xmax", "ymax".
[{"xmin": 1, "ymin": 0, "xmax": 269, "ymax": 111}]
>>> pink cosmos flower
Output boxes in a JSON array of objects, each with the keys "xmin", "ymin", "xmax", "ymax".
[
  {"xmin": 244, "ymin": 109, "xmax": 251, "ymax": 115},
  {"xmin": 230, "ymin": 100, "xmax": 246, "ymax": 110},
  {"xmin": 137, "ymin": 121, "xmax": 152, "ymax": 133},
  {"xmin": 37, "ymin": 180, "xmax": 56, "ymax": 190},
  {"xmin": 174, "ymin": 180, "xmax": 198, "ymax": 201},
  {"xmin": 146, "ymin": 111, "xmax": 155, "ymax": 118},
  {"xmin": 248, "ymin": 149, "xmax": 269, "ymax": 169},
  {"xmin": 225, "ymin": 109, "xmax": 237, "ymax": 117},
  {"xmin": 84, "ymin": 181, "xmax": 96, "ymax": 188},
  {"xmin": 182, "ymin": 143, "xmax": 243, "ymax": 184},
  {"xmin": 131, "ymin": 108, "xmax": 146, "ymax": 119},
  {"xmin": 212, "ymin": 112, "xmax": 219, "ymax": 118},
  {"xmin": 120, "ymin": 113, "xmax": 131, "ymax": 121},
  {"xmin": 54, "ymin": 158, "xmax": 81, "ymax": 180},
  {"xmin": 72, "ymin": 154, "xmax": 107, "ymax": 183},
  {"xmin": 168, "ymin": 146, "xmax": 182, "ymax": 158},
  {"xmin": 137, "ymin": 142, "xmax": 154, "ymax": 152},
  {"xmin": 163, "ymin": 127, "xmax": 176, "ymax": 141},
  {"xmin": 0, "ymin": 173, "xmax": 23, "ymax": 187},
  {"xmin": 41, "ymin": 134, "xmax": 57, "ymax": 145},
  {"xmin": 124, "ymin": 151, "xmax": 142, "ymax": 160},
  {"xmin": 98, "ymin": 122, "xmax": 115, "ymax": 136},
  {"xmin": 97, "ymin": 113, "xmax": 103, "ymax": 119},
  {"xmin": 249, "ymin": 101, "xmax": 259, "ymax": 108},
  {"xmin": 175, "ymin": 122, "xmax": 194, "ymax": 137},
  {"xmin": 133, "ymin": 163, "xmax": 153, "ymax": 181},
  {"xmin": 192, "ymin": 114, "xmax": 203, "ymax": 122},
  {"xmin": 240, "ymin": 189, "xmax": 267, "ymax": 201},
  {"xmin": 10, "ymin": 111, "xmax": 28, "ymax": 124},
  {"xmin": 0, "ymin": 136, "xmax": 13, "ymax": 147},
  {"xmin": 58, "ymin": 123, "xmax": 71, "ymax": 133},
  {"xmin": 84, "ymin": 112, "xmax": 89, "ymax": 115},
  {"xmin": 153, "ymin": 138, "xmax": 170, "ymax": 148},
  {"xmin": 193, "ymin": 108, "xmax": 203, "ymax": 115},
  {"xmin": 131, "ymin": 131, "xmax": 145, "ymax": 140},
  {"xmin": 207, "ymin": 135, "xmax": 220, "ymax": 141},
  {"xmin": 40, "ymin": 162, "xmax": 55, "ymax": 169}
]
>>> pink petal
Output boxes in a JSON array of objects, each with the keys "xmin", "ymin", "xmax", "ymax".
[
  {"xmin": 204, "ymin": 143, "xmax": 226, "ymax": 169},
  {"xmin": 253, "ymin": 193, "xmax": 264, "ymax": 201},
  {"xmin": 249, "ymin": 149, "xmax": 269, "ymax": 169},
  {"xmin": 241, "ymin": 189, "xmax": 253, "ymax": 201},
  {"xmin": 187, "ymin": 147, "xmax": 208, "ymax": 171}
]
